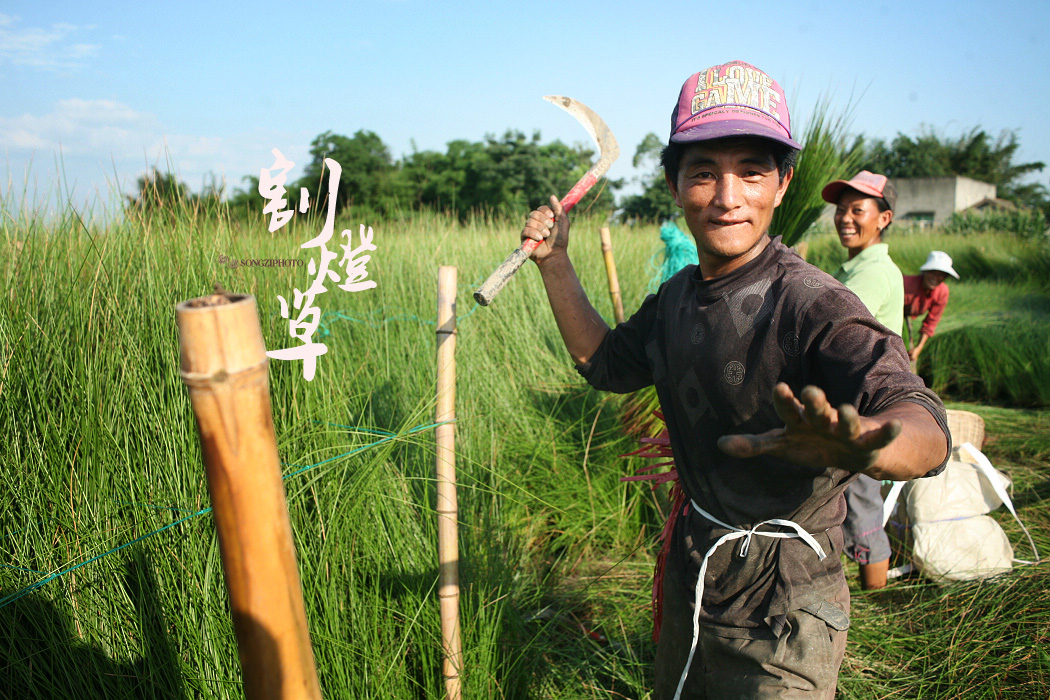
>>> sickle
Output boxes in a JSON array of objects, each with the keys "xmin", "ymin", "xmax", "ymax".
[{"xmin": 473, "ymin": 96, "xmax": 619, "ymax": 306}]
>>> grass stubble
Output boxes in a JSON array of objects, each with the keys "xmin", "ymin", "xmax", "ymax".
[{"xmin": 0, "ymin": 193, "xmax": 1048, "ymax": 698}]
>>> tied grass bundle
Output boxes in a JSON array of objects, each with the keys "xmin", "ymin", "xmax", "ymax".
[
  {"xmin": 770, "ymin": 94, "xmax": 865, "ymax": 246},
  {"xmin": 922, "ymin": 323, "xmax": 1050, "ymax": 407}
]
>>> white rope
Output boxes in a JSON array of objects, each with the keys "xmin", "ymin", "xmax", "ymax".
[
  {"xmin": 673, "ymin": 502, "xmax": 828, "ymax": 700},
  {"xmin": 882, "ymin": 480, "xmax": 906, "ymax": 527},
  {"xmin": 883, "ymin": 443, "xmax": 1040, "ymax": 566},
  {"xmin": 958, "ymin": 442, "xmax": 1041, "ymax": 565}
]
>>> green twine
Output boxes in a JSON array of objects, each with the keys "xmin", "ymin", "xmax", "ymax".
[
  {"xmin": 278, "ymin": 277, "xmax": 487, "ymax": 339},
  {"xmin": 0, "ymin": 507, "xmax": 213, "ymax": 609},
  {"xmin": 312, "ymin": 303, "xmax": 481, "ymax": 338},
  {"xmin": 0, "ymin": 419, "xmax": 451, "ymax": 609}
]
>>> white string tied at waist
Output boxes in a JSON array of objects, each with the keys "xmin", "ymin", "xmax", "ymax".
[{"xmin": 672, "ymin": 501, "xmax": 829, "ymax": 700}]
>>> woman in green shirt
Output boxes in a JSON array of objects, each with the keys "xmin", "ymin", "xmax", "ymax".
[
  {"xmin": 824, "ymin": 170, "xmax": 904, "ymax": 334},
  {"xmin": 821, "ymin": 170, "xmax": 903, "ymax": 589}
]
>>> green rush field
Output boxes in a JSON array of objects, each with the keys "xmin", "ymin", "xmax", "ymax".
[{"xmin": 2, "ymin": 204, "xmax": 1048, "ymax": 699}]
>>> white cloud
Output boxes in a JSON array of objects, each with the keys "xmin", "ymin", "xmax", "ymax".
[
  {"xmin": 0, "ymin": 98, "xmax": 161, "ymax": 157},
  {"xmin": 0, "ymin": 13, "xmax": 100, "ymax": 70},
  {"xmin": 1, "ymin": 98, "xmax": 311, "ymax": 210}
]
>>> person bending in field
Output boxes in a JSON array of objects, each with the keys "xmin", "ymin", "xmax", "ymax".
[
  {"xmin": 904, "ymin": 250, "xmax": 960, "ymax": 366},
  {"xmin": 822, "ymin": 169, "xmax": 903, "ymax": 591},
  {"xmin": 517, "ymin": 59, "xmax": 951, "ymax": 699}
]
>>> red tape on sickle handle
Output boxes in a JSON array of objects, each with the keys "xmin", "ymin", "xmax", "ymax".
[{"xmin": 473, "ymin": 171, "xmax": 599, "ymax": 306}]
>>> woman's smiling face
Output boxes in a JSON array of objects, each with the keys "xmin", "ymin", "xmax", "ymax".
[{"xmin": 834, "ymin": 189, "xmax": 892, "ymax": 257}]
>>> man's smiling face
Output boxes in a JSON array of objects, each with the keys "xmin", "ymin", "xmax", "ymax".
[{"xmin": 666, "ymin": 137, "xmax": 792, "ymax": 279}]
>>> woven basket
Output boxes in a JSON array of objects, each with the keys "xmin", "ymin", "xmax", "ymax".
[{"xmin": 946, "ymin": 409, "xmax": 985, "ymax": 449}]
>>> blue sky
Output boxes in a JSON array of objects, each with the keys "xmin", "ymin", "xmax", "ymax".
[{"xmin": 2, "ymin": 0, "xmax": 1049, "ymax": 218}]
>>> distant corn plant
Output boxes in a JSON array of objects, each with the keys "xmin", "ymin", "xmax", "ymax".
[{"xmin": 942, "ymin": 208, "xmax": 1048, "ymax": 238}]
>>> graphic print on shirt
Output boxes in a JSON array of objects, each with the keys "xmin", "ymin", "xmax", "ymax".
[
  {"xmin": 724, "ymin": 277, "xmax": 775, "ymax": 338},
  {"xmin": 724, "ymin": 361, "xmax": 745, "ymax": 385},
  {"xmin": 782, "ymin": 331, "xmax": 801, "ymax": 357},
  {"xmin": 677, "ymin": 366, "xmax": 714, "ymax": 425},
  {"xmin": 690, "ymin": 323, "xmax": 705, "ymax": 345}
]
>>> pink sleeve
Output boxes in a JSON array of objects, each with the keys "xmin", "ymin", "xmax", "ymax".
[{"xmin": 920, "ymin": 284, "xmax": 949, "ymax": 336}]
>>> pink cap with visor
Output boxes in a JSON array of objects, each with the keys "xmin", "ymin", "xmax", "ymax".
[
  {"xmin": 821, "ymin": 170, "xmax": 897, "ymax": 210},
  {"xmin": 669, "ymin": 60, "xmax": 800, "ymax": 149}
]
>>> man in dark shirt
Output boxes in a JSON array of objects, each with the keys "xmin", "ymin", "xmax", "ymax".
[{"xmin": 518, "ymin": 60, "xmax": 951, "ymax": 699}]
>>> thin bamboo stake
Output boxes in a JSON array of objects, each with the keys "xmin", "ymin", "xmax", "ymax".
[
  {"xmin": 176, "ymin": 291, "xmax": 321, "ymax": 700},
  {"xmin": 600, "ymin": 226, "xmax": 625, "ymax": 324},
  {"xmin": 435, "ymin": 266, "xmax": 463, "ymax": 700}
]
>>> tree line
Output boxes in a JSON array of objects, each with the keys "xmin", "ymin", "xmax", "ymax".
[
  {"xmin": 618, "ymin": 126, "xmax": 1048, "ymax": 223},
  {"xmin": 127, "ymin": 124, "xmax": 1048, "ymax": 224},
  {"xmin": 227, "ymin": 129, "xmax": 618, "ymax": 220}
]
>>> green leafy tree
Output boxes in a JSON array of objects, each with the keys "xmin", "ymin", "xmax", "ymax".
[
  {"xmin": 191, "ymin": 173, "xmax": 225, "ymax": 214},
  {"xmin": 295, "ymin": 130, "xmax": 398, "ymax": 214},
  {"xmin": 126, "ymin": 169, "xmax": 229, "ymax": 220},
  {"xmin": 233, "ymin": 128, "xmax": 619, "ymax": 222},
  {"xmin": 397, "ymin": 142, "xmax": 467, "ymax": 210},
  {"xmin": 226, "ymin": 174, "xmax": 262, "ymax": 216},
  {"xmin": 618, "ymin": 132, "xmax": 680, "ymax": 223},
  {"xmin": 126, "ymin": 169, "xmax": 189, "ymax": 214},
  {"xmin": 1004, "ymin": 179, "xmax": 1050, "ymax": 220},
  {"xmin": 862, "ymin": 127, "xmax": 1047, "ymax": 215},
  {"xmin": 400, "ymin": 130, "xmax": 618, "ymax": 219}
]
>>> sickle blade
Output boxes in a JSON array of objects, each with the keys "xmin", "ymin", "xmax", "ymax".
[
  {"xmin": 542, "ymin": 95, "xmax": 620, "ymax": 176},
  {"xmin": 473, "ymin": 96, "xmax": 619, "ymax": 306}
]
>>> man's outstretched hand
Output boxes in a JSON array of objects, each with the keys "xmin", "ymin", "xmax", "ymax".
[{"xmin": 717, "ymin": 383, "xmax": 903, "ymax": 474}]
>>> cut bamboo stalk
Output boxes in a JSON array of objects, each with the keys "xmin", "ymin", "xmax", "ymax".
[
  {"xmin": 176, "ymin": 291, "xmax": 322, "ymax": 700},
  {"xmin": 435, "ymin": 266, "xmax": 463, "ymax": 700},
  {"xmin": 599, "ymin": 226, "xmax": 625, "ymax": 324}
]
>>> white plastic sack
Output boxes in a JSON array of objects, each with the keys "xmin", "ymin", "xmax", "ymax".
[
  {"xmin": 884, "ymin": 442, "xmax": 1039, "ymax": 584},
  {"xmin": 911, "ymin": 516, "xmax": 1014, "ymax": 582},
  {"xmin": 905, "ymin": 457, "xmax": 1011, "ymax": 523}
]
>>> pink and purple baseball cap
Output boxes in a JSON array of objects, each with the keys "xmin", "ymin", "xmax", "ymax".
[{"xmin": 669, "ymin": 60, "xmax": 800, "ymax": 149}]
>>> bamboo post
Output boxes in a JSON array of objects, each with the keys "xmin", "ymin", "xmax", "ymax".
[
  {"xmin": 435, "ymin": 266, "xmax": 463, "ymax": 700},
  {"xmin": 599, "ymin": 226, "xmax": 625, "ymax": 324},
  {"xmin": 176, "ymin": 291, "xmax": 321, "ymax": 700}
]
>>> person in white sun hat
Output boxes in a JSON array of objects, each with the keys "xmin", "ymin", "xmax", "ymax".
[{"xmin": 904, "ymin": 251, "xmax": 960, "ymax": 365}]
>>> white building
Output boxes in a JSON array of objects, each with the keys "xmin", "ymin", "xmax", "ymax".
[
  {"xmin": 819, "ymin": 175, "xmax": 997, "ymax": 227},
  {"xmin": 892, "ymin": 176, "xmax": 997, "ymax": 226}
]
